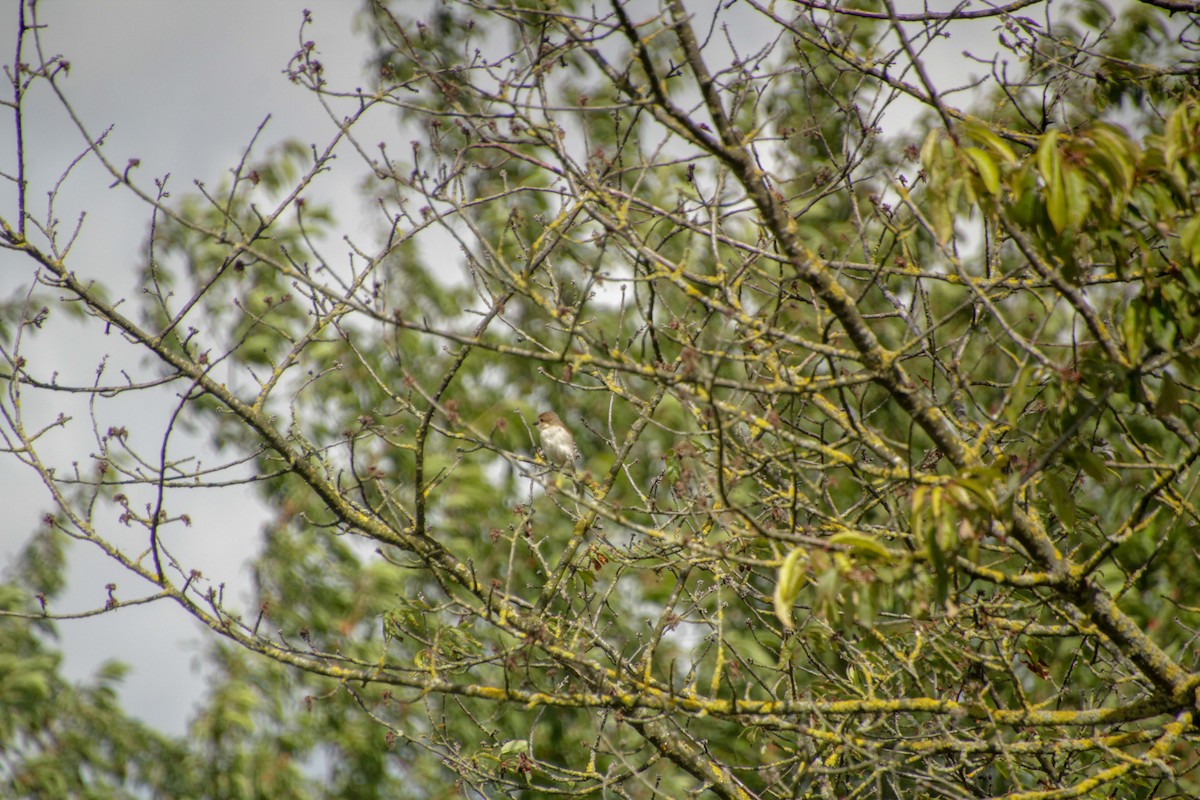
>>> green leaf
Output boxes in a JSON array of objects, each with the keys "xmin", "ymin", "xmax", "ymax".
[
  {"xmin": 1155, "ymin": 375, "xmax": 1184, "ymax": 417},
  {"xmin": 1040, "ymin": 472, "xmax": 1076, "ymax": 530},
  {"xmin": 920, "ymin": 128, "xmax": 945, "ymax": 170},
  {"xmin": 814, "ymin": 565, "xmax": 844, "ymax": 620},
  {"xmin": 930, "ymin": 196, "xmax": 956, "ymax": 244},
  {"xmin": 499, "ymin": 739, "xmax": 529, "ymax": 756},
  {"xmin": 954, "ymin": 475, "xmax": 1000, "ymax": 516},
  {"xmin": 963, "ymin": 120, "xmax": 1018, "ymax": 165},
  {"xmin": 1164, "ymin": 101, "xmax": 1188, "ymax": 169},
  {"xmin": 927, "ymin": 529, "xmax": 950, "ymax": 605},
  {"xmin": 828, "ymin": 531, "xmax": 893, "ymax": 562},
  {"xmin": 1087, "ymin": 125, "xmax": 1137, "ymax": 212},
  {"xmin": 1070, "ymin": 446, "xmax": 1114, "ymax": 484},
  {"xmin": 919, "ymin": 488, "xmax": 952, "ymax": 606},
  {"xmin": 1122, "ymin": 298, "xmax": 1147, "ymax": 361},
  {"xmin": 1036, "ymin": 129, "xmax": 1061, "ymax": 184},
  {"xmin": 773, "ymin": 547, "xmax": 809, "ymax": 630},
  {"xmin": 1009, "ymin": 164, "xmax": 1041, "ymax": 225},
  {"xmin": 964, "ymin": 147, "xmax": 1001, "ymax": 196},
  {"xmin": 911, "ymin": 487, "xmax": 929, "ymax": 549},
  {"xmin": 1038, "ymin": 133, "xmax": 1068, "ymax": 234},
  {"xmin": 1063, "ymin": 167, "xmax": 1091, "ymax": 233},
  {"xmin": 1180, "ymin": 215, "xmax": 1200, "ymax": 268},
  {"xmin": 1148, "ymin": 302, "xmax": 1178, "ymax": 351}
]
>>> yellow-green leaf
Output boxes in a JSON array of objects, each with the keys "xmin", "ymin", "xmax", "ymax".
[
  {"xmin": 964, "ymin": 120, "xmax": 1018, "ymax": 165},
  {"xmin": 1037, "ymin": 130, "xmax": 1068, "ymax": 233},
  {"xmin": 1064, "ymin": 167, "xmax": 1091, "ymax": 233},
  {"xmin": 920, "ymin": 128, "xmax": 945, "ymax": 170},
  {"xmin": 828, "ymin": 531, "xmax": 893, "ymax": 562},
  {"xmin": 964, "ymin": 147, "xmax": 1001, "ymax": 195},
  {"xmin": 773, "ymin": 547, "xmax": 809, "ymax": 630}
]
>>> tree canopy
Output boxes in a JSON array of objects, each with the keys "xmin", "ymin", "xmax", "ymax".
[{"xmin": 4, "ymin": 0, "xmax": 1200, "ymax": 797}]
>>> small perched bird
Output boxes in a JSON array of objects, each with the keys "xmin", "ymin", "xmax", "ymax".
[{"xmin": 537, "ymin": 411, "xmax": 578, "ymax": 473}]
